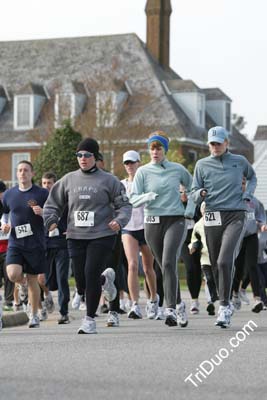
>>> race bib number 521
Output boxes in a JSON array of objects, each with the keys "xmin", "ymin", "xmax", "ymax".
[
  {"xmin": 204, "ymin": 211, "xmax": 222, "ymax": 227},
  {"xmin": 74, "ymin": 211, "xmax": 94, "ymax": 227}
]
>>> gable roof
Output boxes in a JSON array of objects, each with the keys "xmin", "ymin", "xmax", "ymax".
[
  {"xmin": 254, "ymin": 125, "xmax": 267, "ymax": 140},
  {"xmin": 0, "ymin": 33, "xmax": 252, "ymax": 156},
  {"xmin": 203, "ymin": 88, "xmax": 231, "ymax": 101}
]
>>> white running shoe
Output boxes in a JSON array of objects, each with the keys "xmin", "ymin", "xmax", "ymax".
[
  {"xmin": 101, "ymin": 268, "xmax": 117, "ymax": 302},
  {"xmin": 125, "ymin": 299, "xmax": 132, "ymax": 312},
  {"xmin": 77, "ymin": 317, "xmax": 97, "ymax": 334},
  {"xmin": 155, "ymin": 306, "xmax": 165, "ymax": 320},
  {"xmin": 190, "ymin": 300, "xmax": 200, "ymax": 315},
  {"xmin": 38, "ymin": 306, "xmax": 48, "ymax": 321},
  {"xmin": 119, "ymin": 299, "xmax": 127, "ymax": 313},
  {"xmin": 44, "ymin": 292, "xmax": 55, "ymax": 313},
  {"xmin": 239, "ymin": 289, "xmax": 250, "ymax": 305},
  {"xmin": 72, "ymin": 291, "xmax": 82, "ymax": 310},
  {"xmin": 165, "ymin": 308, "xmax": 177, "ymax": 326},
  {"xmin": 28, "ymin": 314, "xmax": 40, "ymax": 328},
  {"xmin": 232, "ymin": 293, "xmax": 242, "ymax": 310},
  {"xmin": 18, "ymin": 283, "xmax": 28, "ymax": 303},
  {"xmin": 128, "ymin": 303, "xmax": 142, "ymax": 319},
  {"xmin": 215, "ymin": 305, "xmax": 232, "ymax": 328},
  {"xmin": 146, "ymin": 295, "xmax": 159, "ymax": 319},
  {"xmin": 177, "ymin": 301, "xmax": 188, "ymax": 327},
  {"xmin": 106, "ymin": 311, "xmax": 119, "ymax": 327},
  {"xmin": 79, "ymin": 301, "xmax": 86, "ymax": 311}
]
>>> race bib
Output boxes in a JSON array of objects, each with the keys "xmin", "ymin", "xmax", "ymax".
[
  {"xmin": 144, "ymin": 216, "xmax": 160, "ymax": 224},
  {"xmin": 74, "ymin": 211, "xmax": 94, "ymax": 227},
  {"xmin": 0, "ymin": 229, "xmax": 10, "ymax": 240},
  {"xmin": 15, "ymin": 223, "xmax": 33, "ymax": 239},
  {"xmin": 247, "ymin": 212, "xmax": 255, "ymax": 220},
  {"xmin": 49, "ymin": 228, "xmax": 60, "ymax": 237},
  {"xmin": 204, "ymin": 211, "xmax": 222, "ymax": 227}
]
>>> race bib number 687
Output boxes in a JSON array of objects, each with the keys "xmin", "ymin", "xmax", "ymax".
[
  {"xmin": 74, "ymin": 211, "xmax": 94, "ymax": 227},
  {"xmin": 204, "ymin": 211, "xmax": 222, "ymax": 227}
]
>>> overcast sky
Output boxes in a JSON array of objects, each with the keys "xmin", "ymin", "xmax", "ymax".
[{"xmin": 1, "ymin": 0, "xmax": 266, "ymax": 140}]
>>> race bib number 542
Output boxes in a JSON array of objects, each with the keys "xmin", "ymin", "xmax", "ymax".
[
  {"xmin": 204, "ymin": 211, "xmax": 222, "ymax": 227},
  {"xmin": 74, "ymin": 211, "xmax": 94, "ymax": 227},
  {"xmin": 15, "ymin": 223, "xmax": 33, "ymax": 239}
]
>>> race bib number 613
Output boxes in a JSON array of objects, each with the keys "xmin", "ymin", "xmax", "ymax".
[{"xmin": 144, "ymin": 216, "xmax": 160, "ymax": 224}]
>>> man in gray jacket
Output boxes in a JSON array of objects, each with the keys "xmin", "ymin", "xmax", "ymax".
[
  {"xmin": 43, "ymin": 138, "xmax": 132, "ymax": 334},
  {"xmin": 191, "ymin": 126, "xmax": 257, "ymax": 328}
]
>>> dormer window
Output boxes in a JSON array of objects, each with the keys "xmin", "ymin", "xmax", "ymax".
[
  {"xmin": 96, "ymin": 80, "xmax": 129, "ymax": 128},
  {"xmin": 14, "ymin": 95, "xmax": 32, "ymax": 129},
  {"xmin": 14, "ymin": 83, "xmax": 47, "ymax": 130},
  {"xmin": 17, "ymin": 96, "xmax": 31, "ymax": 127},
  {"xmin": 96, "ymin": 91, "xmax": 117, "ymax": 128},
  {"xmin": 54, "ymin": 81, "xmax": 87, "ymax": 128},
  {"xmin": 166, "ymin": 80, "xmax": 206, "ymax": 128},
  {"xmin": 204, "ymin": 88, "xmax": 232, "ymax": 132},
  {"xmin": 0, "ymin": 85, "xmax": 8, "ymax": 114}
]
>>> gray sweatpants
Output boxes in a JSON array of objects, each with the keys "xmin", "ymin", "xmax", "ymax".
[
  {"xmin": 204, "ymin": 211, "xmax": 246, "ymax": 306},
  {"xmin": 145, "ymin": 216, "xmax": 187, "ymax": 309}
]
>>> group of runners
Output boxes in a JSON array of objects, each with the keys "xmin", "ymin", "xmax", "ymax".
[{"xmin": 1, "ymin": 126, "xmax": 267, "ymax": 333}]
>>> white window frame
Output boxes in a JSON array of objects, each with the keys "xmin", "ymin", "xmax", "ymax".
[
  {"xmin": 225, "ymin": 102, "xmax": 231, "ymax": 132},
  {"xmin": 197, "ymin": 94, "xmax": 205, "ymax": 127},
  {"xmin": 12, "ymin": 152, "xmax": 31, "ymax": 184},
  {"xmin": 14, "ymin": 95, "xmax": 34, "ymax": 130}
]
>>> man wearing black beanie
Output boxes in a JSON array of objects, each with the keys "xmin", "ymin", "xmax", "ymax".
[
  {"xmin": 43, "ymin": 137, "xmax": 132, "ymax": 334},
  {"xmin": 76, "ymin": 138, "xmax": 100, "ymax": 160}
]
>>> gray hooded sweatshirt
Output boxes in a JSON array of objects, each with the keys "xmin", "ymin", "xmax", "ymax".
[{"xmin": 43, "ymin": 168, "xmax": 132, "ymax": 240}]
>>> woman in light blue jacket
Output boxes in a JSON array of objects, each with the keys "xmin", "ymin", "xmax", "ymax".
[{"xmin": 131, "ymin": 131, "xmax": 195, "ymax": 328}]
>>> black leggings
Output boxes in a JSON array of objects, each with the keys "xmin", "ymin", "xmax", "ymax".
[
  {"xmin": 202, "ymin": 264, "xmax": 218, "ymax": 303},
  {"xmin": 68, "ymin": 236, "xmax": 116, "ymax": 318},
  {"xmin": 180, "ymin": 230, "xmax": 202, "ymax": 300},
  {"xmin": 233, "ymin": 234, "xmax": 260, "ymax": 297}
]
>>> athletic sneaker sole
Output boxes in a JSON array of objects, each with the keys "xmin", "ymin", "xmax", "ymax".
[
  {"xmin": 165, "ymin": 316, "xmax": 177, "ymax": 327},
  {"xmin": 178, "ymin": 321, "xmax": 188, "ymax": 328},
  {"xmin": 106, "ymin": 322, "xmax": 119, "ymax": 327},
  {"xmin": 215, "ymin": 321, "xmax": 230, "ymax": 328},
  {"xmin": 252, "ymin": 302, "xmax": 263, "ymax": 313},
  {"xmin": 128, "ymin": 311, "xmax": 142, "ymax": 319},
  {"xmin": 77, "ymin": 329, "xmax": 97, "ymax": 334}
]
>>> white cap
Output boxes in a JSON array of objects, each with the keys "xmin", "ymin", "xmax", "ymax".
[{"xmin": 123, "ymin": 150, "xmax": 140, "ymax": 163}]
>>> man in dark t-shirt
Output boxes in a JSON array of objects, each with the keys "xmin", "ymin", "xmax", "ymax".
[{"xmin": 1, "ymin": 161, "xmax": 48, "ymax": 328}]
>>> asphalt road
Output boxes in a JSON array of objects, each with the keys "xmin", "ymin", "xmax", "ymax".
[{"xmin": 1, "ymin": 290, "xmax": 267, "ymax": 400}]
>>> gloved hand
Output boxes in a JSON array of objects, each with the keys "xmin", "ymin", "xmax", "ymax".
[{"xmin": 146, "ymin": 192, "xmax": 158, "ymax": 201}]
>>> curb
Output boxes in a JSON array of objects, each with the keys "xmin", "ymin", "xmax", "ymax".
[{"xmin": 2, "ymin": 311, "xmax": 29, "ymax": 328}]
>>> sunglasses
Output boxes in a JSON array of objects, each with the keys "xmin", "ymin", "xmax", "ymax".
[
  {"xmin": 124, "ymin": 160, "xmax": 136, "ymax": 165},
  {"xmin": 76, "ymin": 152, "xmax": 94, "ymax": 158}
]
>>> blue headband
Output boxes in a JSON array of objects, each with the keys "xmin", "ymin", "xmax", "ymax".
[{"xmin": 147, "ymin": 135, "xmax": 169, "ymax": 152}]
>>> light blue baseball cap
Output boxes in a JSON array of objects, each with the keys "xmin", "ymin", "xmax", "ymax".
[{"xmin": 207, "ymin": 126, "xmax": 228, "ymax": 144}]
